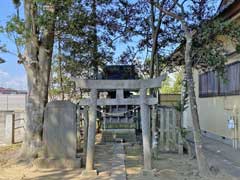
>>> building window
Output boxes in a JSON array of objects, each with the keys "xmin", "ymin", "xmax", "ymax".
[{"xmin": 199, "ymin": 61, "xmax": 240, "ymax": 97}]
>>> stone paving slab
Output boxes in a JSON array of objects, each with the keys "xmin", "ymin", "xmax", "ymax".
[{"xmin": 111, "ymin": 143, "xmax": 127, "ymax": 180}]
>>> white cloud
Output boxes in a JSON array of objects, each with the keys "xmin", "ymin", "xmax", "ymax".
[
  {"xmin": 0, "ymin": 69, "xmax": 27, "ymax": 90},
  {"xmin": 0, "ymin": 70, "xmax": 9, "ymax": 77}
]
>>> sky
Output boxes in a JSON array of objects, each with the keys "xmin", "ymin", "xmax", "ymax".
[
  {"xmin": 0, "ymin": 0, "xmax": 135, "ymax": 91},
  {"xmin": 0, "ymin": 0, "xmax": 26, "ymax": 90},
  {"xmin": 0, "ymin": 0, "xmax": 222, "ymax": 91}
]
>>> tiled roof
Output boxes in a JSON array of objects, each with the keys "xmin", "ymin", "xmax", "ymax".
[{"xmin": 0, "ymin": 87, "xmax": 27, "ymax": 94}]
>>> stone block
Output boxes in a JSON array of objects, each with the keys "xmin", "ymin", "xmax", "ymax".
[
  {"xmin": 4, "ymin": 113, "xmax": 13, "ymax": 144},
  {"xmin": 43, "ymin": 101, "xmax": 78, "ymax": 167},
  {"xmin": 81, "ymin": 169, "xmax": 98, "ymax": 177},
  {"xmin": 141, "ymin": 169, "xmax": 155, "ymax": 176}
]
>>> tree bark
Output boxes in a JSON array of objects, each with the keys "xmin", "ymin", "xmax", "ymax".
[
  {"xmin": 184, "ymin": 32, "xmax": 211, "ymax": 176},
  {"xmin": 153, "ymin": 1, "xmax": 211, "ymax": 176},
  {"xmin": 149, "ymin": 1, "xmax": 162, "ymax": 79},
  {"xmin": 178, "ymin": 71, "xmax": 187, "ymax": 155},
  {"xmin": 20, "ymin": 0, "xmax": 56, "ymax": 159},
  {"xmin": 58, "ymin": 40, "xmax": 65, "ymax": 100},
  {"xmin": 91, "ymin": 0, "xmax": 98, "ymax": 79},
  {"xmin": 180, "ymin": 71, "xmax": 187, "ymax": 127}
]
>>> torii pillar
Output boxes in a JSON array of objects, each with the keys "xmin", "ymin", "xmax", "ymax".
[
  {"xmin": 140, "ymin": 88, "xmax": 152, "ymax": 170},
  {"xmin": 73, "ymin": 74, "xmax": 166, "ymax": 176},
  {"xmin": 81, "ymin": 89, "xmax": 98, "ymax": 176}
]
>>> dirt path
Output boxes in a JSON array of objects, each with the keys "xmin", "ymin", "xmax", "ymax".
[
  {"xmin": 125, "ymin": 144, "xmax": 239, "ymax": 180},
  {"xmin": 0, "ymin": 143, "xmax": 113, "ymax": 180},
  {"xmin": 1, "ymin": 143, "xmax": 239, "ymax": 180}
]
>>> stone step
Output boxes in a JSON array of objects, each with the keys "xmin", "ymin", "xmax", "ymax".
[{"xmin": 111, "ymin": 143, "xmax": 127, "ymax": 180}]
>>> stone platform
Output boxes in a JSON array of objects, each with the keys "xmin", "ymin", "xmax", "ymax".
[{"xmin": 102, "ymin": 129, "xmax": 136, "ymax": 143}]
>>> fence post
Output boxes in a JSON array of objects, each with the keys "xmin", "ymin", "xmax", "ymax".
[
  {"xmin": 165, "ymin": 108, "xmax": 170, "ymax": 151},
  {"xmin": 152, "ymin": 105, "xmax": 158, "ymax": 158},
  {"xmin": 76, "ymin": 106, "xmax": 82, "ymax": 152},
  {"xmin": 4, "ymin": 112, "xmax": 14, "ymax": 144},
  {"xmin": 160, "ymin": 108, "xmax": 164, "ymax": 150},
  {"xmin": 12, "ymin": 113, "xmax": 15, "ymax": 144},
  {"xmin": 172, "ymin": 109, "xmax": 177, "ymax": 150}
]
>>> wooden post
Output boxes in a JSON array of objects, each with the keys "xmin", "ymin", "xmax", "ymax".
[
  {"xmin": 160, "ymin": 108, "xmax": 164, "ymax": 149},
  {"xmin": 110, "ymin": 106, "xmax": 112, "ymax": 123},
  {"xmin": 125, "ymin": 105, "xmax": 128, "ymax": 123},
  {"xmin": 172, "ymin": 109, "xmax": 177, "ymax": 150},
  {"xmin": 83, "ymin": 88, "xmax": 98, "ymax": 176},
  {"xmin": 233, "ymin": 106, "xmax": 239, "ymax": 149},
  {"xmin": 12, "ymin": 113, "xmax": 15, "ymax": 144},
  {"xmin": 166, "ymin": 108, "xmax": 170, "ymax": 151},
  {"xmin": 76, "ymin": 107, "xmax": 81, "ymax": 152},
  {"xmin": 103, "ymin": 107, "xmax": 106, "ymax": 130},
  {"xmin": 4, "ymin": 112, "xmax": 14, "ymax": 145},
  {"xmin": 151, "ymin": 105, "xmax": 158, "ymax": 158},
  {"xmin": 140, "ymin": 88, "xmax": 152, "ymax": 170},
  {"xmin": 151, "ymin": 105, "xmax": 157, "ymax": 140}
]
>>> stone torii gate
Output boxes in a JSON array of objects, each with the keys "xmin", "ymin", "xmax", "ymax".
[{"xmin": 72, "ymin": 75, "xmax": 166, "ymax": 176}]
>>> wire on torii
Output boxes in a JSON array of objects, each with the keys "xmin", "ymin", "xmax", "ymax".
[{"xmin": 96, "ymin": 106, "xmax": 140, "ymax": 116}]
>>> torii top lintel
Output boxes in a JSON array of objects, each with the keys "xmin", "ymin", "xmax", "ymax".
[{"xmin": 72, "ymin": 74, "xmax": 167, "ymax": 90}]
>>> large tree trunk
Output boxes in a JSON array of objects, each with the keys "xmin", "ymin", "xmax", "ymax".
[
  {"xmin": 180, "ymin": 71, "xmax": 187, "ymax": 127},
  {"xmin": 149, "ymin": 0, "xmax": 167, "ymax": 79},
  {"xmin": 177, "ymin": 71, "xmax": 186, "ymax": 155},
  {"xmin": 184, "ymin": 33, "xmax": 211, "ymax": 176},
  {"xmin": 20, "ymin": 0, "xmax": 56, "ymax": 159},
  {"xmin": 149, "ymin": 0, "xmax": 161, "ymax": 79},
  {"xmin": 150, "ymin": 32, "xmax": 158, "ymax": 78},
  {"xmin": 57, "ymin": 39, "xmax": 65, "ymax": 100},
  {"xmin": 92, "ymin": 0, "xmax": 98, "ymax": 79},
  {"xmin": 22, "ymin": 64, "xmax": 50, "ymax": 158}
]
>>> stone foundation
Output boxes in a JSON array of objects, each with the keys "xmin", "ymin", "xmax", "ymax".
[{"xmin": 34, "ymin": 158, "xmax": 81, "ymax": 169}]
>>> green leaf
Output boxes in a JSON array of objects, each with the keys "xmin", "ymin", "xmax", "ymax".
[{"xmin": 236, "ymin": 44, "xmax": 240, "ymax": 53}]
